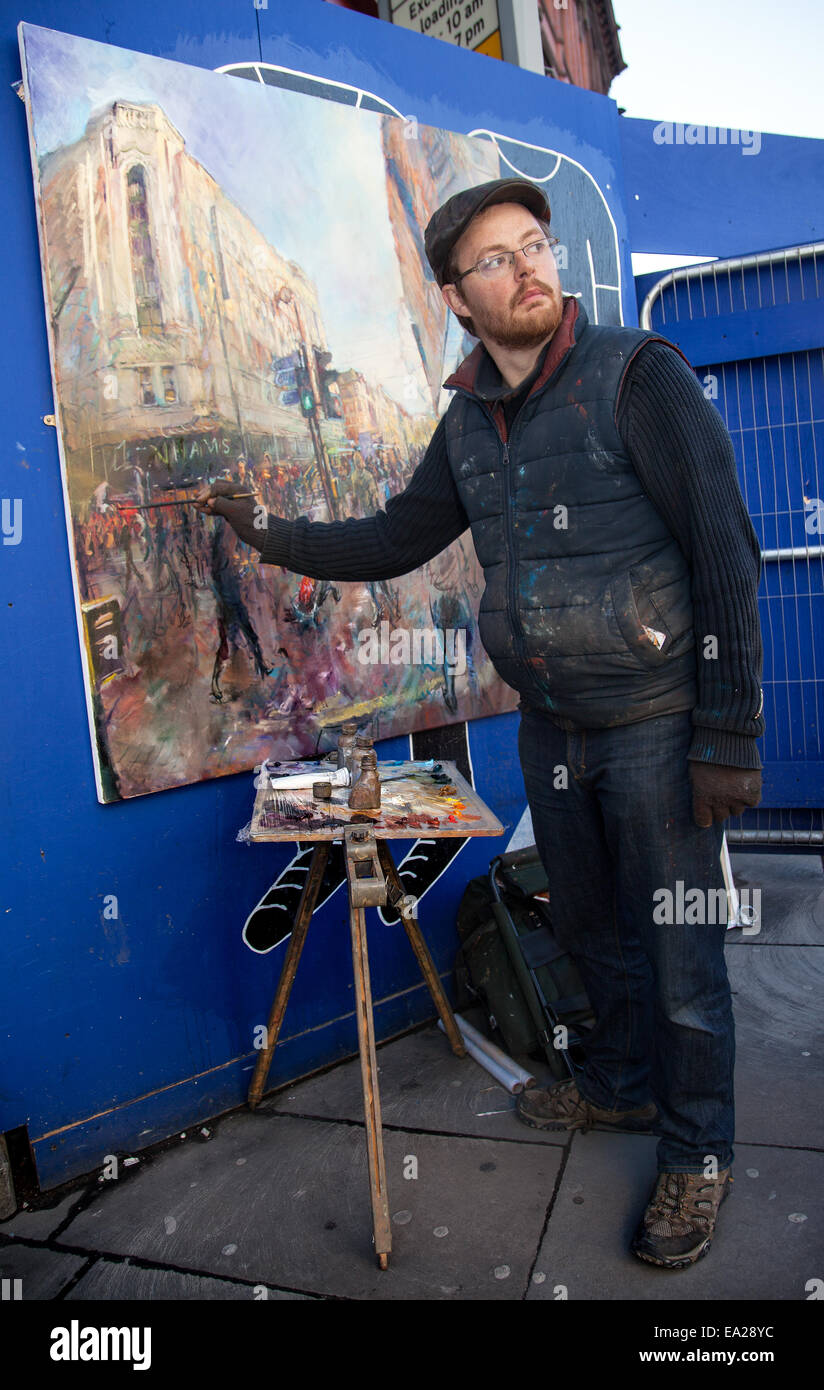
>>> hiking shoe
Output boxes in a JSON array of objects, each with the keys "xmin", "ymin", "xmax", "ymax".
[
  {"xmin": 516, "ymin": 1078, "xmax": 658, "ymax": 1133},
  {"xmin": 631, "ymin": 1168, "xmax": 732, "ymax": 1269}
]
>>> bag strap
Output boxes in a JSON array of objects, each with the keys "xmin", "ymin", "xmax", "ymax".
[{"xmin": 459, "ymin": 917, "xmax": 500, "ymax": 956}]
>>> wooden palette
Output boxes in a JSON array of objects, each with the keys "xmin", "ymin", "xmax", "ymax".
[{"xmin": 250, "ymin": 759, "xmax": 503, "ymax": 841}]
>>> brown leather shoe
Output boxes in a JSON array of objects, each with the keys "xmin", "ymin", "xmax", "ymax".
[
  {"xmin": 631, "ymin": 1168, "xmax": 732, "ymax": 1268},
  {"xmin": 516, "ymin": 1077, "xmax": 658, "ymax": 1133}
]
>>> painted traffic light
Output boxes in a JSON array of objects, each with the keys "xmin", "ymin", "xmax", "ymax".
[
  {"xmin": 297, "ymin": 359, "xmax": 315, "ymax": 416},
  {"xmin": 313, "ymin": 347, "xmax": 343, "ymax": 419},
  {"xmin": 272, "ymin": 350, "xmax": 314, "ymax": 413}
]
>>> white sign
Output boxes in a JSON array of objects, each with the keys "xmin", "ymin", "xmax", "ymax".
[{"xmin": 390, "ymin": 0, "xmax": 499, "ymax": 51}]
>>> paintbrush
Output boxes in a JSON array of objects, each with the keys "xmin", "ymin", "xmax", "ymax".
[{"xmin": 115, "ymin": 493, "xmax": 256, "ymax": 510}]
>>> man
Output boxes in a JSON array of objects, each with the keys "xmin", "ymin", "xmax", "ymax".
[{"xmin": 197, "ymin": 178, "xmax": 764, "ymax": 1270}]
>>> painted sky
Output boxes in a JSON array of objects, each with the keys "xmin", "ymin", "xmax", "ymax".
[{"xmin": 20, "ymin": 22, "xmax": 432, "ymax": 412}]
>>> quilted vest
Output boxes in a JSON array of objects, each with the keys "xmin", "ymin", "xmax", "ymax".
[{"xmin": 442, "ymin": 304, "xmax": 697, "ymax": 728}]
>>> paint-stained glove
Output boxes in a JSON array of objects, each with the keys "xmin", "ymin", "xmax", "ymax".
[
  {"xmin": 194, "ymin": 479, "xmax": 269, "ymax": 551},
  {"xmin": 689, "ymin": 762, "xmax": 762, "ymax": 828}
]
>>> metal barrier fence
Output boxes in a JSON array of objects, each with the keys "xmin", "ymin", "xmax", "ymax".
[{"xmin": 640, "ymin": 245, "xmax": 824, "ymax": 849}]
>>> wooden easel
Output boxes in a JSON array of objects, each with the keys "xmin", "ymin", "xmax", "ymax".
[{"xmin": 246, "ymin": 760, "xmax": 502, "ymax": 1268}]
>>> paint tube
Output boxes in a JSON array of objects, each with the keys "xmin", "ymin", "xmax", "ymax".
[{"xmin": 267, "ymin": 767, "xmax": 350, "ymax": 789}]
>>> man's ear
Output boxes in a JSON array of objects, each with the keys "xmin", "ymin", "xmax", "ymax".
[{"xmin": 441, "ymin": 282, "xmax": 470, "ymax": 318}]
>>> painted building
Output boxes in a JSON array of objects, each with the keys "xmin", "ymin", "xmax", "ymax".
[
  {"xmin": 39, "ymin": 100, "xmax": 332, "ymax": 500},
  {"xmin": 337, "ymin": 366, "xmax": 378, "ymax": 440},
  {"xmin": 337, "ymin": 365, "xmax": 429, "ymax": 458}
]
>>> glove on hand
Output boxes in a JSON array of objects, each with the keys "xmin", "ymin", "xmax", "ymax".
[
  {"xmin": 689, "ymin": 762, "xmax": 762, "ymax": 828},
  {"xmin": 194, "ymin": 480, "xmax": 269, "ymax": 552}
]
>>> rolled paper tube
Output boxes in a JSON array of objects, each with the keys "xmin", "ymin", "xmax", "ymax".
[
  {"xmin": 452, "ymin": 1013, "xmax": 536, "ymax": 1080},
  {"xmin": 267, "ymin": 767, "xmax": 350, "ymax": 789},
  {"xmin": 438, "ymin": 1014, "xmax": 536, "ymax": 1094},
  {"xmin": 436, "ymin": 1024, "xmax": 525, "ymax": 1094}
]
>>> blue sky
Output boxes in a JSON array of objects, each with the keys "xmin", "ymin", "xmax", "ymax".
[
  {"xmin": 611, "ymin": 0, "xmax": 822, "ymax": 141},
  {"xmin": 611, "ymin": 0, "xmax": 822, "ymax": 271}
]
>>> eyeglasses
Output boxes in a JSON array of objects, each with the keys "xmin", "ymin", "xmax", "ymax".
[{"xmin": 453, "ymin": 236, "xmax": 558, "ymax": 284}]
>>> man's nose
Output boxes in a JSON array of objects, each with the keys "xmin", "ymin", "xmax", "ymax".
[{"xmin": 513, "ymin": 248, "xmax": 535, "ymax": 276}]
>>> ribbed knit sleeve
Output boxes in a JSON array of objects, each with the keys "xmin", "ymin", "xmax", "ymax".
[
  {"xmin": 258, "ymin": 414, "xmax": 470, "ymax": 581},
  {"xmin": 616, "ymin": 340, "xmax": 765, "ymax": 769}
]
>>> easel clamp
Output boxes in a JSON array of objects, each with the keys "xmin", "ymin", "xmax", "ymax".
[{"xmin": 344, "ymin": 826, "xmax": 386, "ymax": 907}]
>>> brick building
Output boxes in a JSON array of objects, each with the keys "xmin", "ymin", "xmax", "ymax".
[
  {"xmin": 538, "ymin": 0, "xmax": 624, "ymax": 92},
  {"xmin": 325, "ymin": 0, "xmax": 625, "ymax": 94}
]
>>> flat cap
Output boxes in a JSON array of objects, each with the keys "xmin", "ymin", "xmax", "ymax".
[{"xmin": 424, "ymin": 177, "xmax": 551, "ymax": 287}]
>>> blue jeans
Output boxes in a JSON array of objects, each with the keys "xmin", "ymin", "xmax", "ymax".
[{"xmin": 518, "ymin": 707, "xmax": 733, "ymax": 1173}]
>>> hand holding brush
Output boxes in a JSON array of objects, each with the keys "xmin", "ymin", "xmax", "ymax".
[{"xmin": 194, "ymin": 479, "xmax": 269, "ymax": 551}]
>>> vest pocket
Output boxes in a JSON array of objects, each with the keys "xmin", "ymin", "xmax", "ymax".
[{"xmin": 611, "ymin": 568, "xmax": 676, "ymax": 668}]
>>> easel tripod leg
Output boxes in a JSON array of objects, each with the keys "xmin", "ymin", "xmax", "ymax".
[
  {"xmin": 349, "ymin": 903, "xmax": 392, "ymax": 1269},
  {"xmin": 377, "ymin": 841, "xmax": 468, "ymax": 1059},
  {"xmin": 247, "ymin": 842, "xmax": 330, "ymax": 1110}
]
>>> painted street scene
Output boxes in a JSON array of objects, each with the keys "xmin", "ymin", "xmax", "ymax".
[{"xmin": 23, "ymin": 25, "xmax": 516, "ymax": 800}]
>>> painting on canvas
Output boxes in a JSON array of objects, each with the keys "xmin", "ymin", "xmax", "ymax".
[{"xmin": 18, "ymin": 22, "xmax": 520, "ymax": 801}]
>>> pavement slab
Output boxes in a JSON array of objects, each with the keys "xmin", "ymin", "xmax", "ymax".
[
  {"xmin": 1, "ymin": 1187, "xmax": 92, "ymax": 1242},
  {"xmin": 261, "ymin": 1019, "xmax": 570, "ymax": 1148},
  {"xmin": 55, "ymin": 1108, "xmax": 562, "ymax": 1299},
  {"xmin": 727, "ymin": 852, "xmax": 824, "ymax": 945},
  {"xmin": 0, "ymin": 1242, "xmax": 88, "ymax": 1301},
  {"xmin": 65, "ymin": 1258, "xmax": 311, "ymax": 1300},
  {"xmin": 728, "ymin": 943, "xmax": 824, "ymax": 1148},
  {"xmin": 526, "ymin": 1130, "xmax": 823, "ymax": 1301}
]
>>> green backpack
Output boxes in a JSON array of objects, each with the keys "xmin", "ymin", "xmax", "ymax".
[{"xmin": 455, "ymin": 847, "xmax": 596, "ymax": 1081}]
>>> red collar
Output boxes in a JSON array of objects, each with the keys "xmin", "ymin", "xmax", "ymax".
[{"xmin": 443, "ymin": 296, "xmax": 580, "ymax": 399}]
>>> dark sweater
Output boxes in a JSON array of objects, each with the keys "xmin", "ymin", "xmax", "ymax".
[{"xmin": 260, "ymin": 337, "xmax": 764, "ymax": 769}]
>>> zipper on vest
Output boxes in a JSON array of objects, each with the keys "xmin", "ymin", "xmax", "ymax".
[
  {"xmin": 501, "ymin": 431, "xmax": 543, "ymax": 695},
  {"xmin": 452, "ymin": 398, "xmax": 550, "ymax": 701},
  {"xmin": 451, "ymin": 378, "xmax": 573, "ymax": 706}
]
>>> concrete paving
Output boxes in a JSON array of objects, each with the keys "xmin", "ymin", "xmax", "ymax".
[{"xmin": 0, "ymin": 851, "xmax": 821, "ymax": 1303}]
